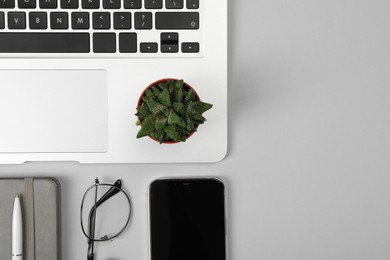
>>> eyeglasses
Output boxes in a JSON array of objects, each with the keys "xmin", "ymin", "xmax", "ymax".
[{"xmin": 80, "ymin": 178, "xmax": 132, "ymax": 260}]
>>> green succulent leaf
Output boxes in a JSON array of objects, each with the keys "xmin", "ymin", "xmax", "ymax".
[
  {"xmin": 187, "ymin": 101, "xmax": 213, "ymax": 115},
  {"xmin": 145, "ymin": 89, "xmax": 154, "ymax": 97},
  {"xmin": 135, "ymin": 113, "xmax": 144, "ymax": 120},
  {"xmin": 158, "ymin": 82, "xmax": 169, "ymax": 91},
  {"xmin": 162, "ymin": 107, "xmax": 170, "ymax": 117},
  {"xmin": 179, "ymin": 127, "xmax": 192, "ymax": 135},
  {"xmin": 197, "ymin": 101, "xmax": 213, "ymax": 113},
  {"xmin": 136, "ymin": 116, "xmax": 155, "ymax": 138},
  {"xmin": 166, "ymin": 80, "xmax": 175, "ymax": 91},
  {"xmin": 168, "ymin": 110, "xmax": 182, "ymax": 125},
  {"xmin": 155, "ymin": 116, "xmax": 167, "ymax": 131},
  {"xmin": 158, "ymin": 88, "xmax": 171, "ymax": 107},
  {"xmin": 151, "ymin": 86, "xmax": 161, "ymax": 96},
  {"xmin": 149, "ymin": 131, "xmax": 157, "ymax": 140},
  {"xmin": 142, "ymin": 95, "xmax": 153, "ymax": 103},
  {"xmin": 172, "ymin": 87, "xmax": 183, "ymax": 103},
  {"xmin": 171, "ymin": 81, "xmax": 184, "ymax": 103},
  {"xmin": 147, "ymin": 100, "xmax": 165, "ymax": 115},
  {"xmin": 157, "ymin": 131, "xmax": 165, "ymax": 143},
  {"xmin": 184, "ymin": 88, "xmax": 197, "ymax": 103},
  {"xmin": 164, "ymin": 124, "xmax": 186, "ymax": 142},
  {"xmin": 150, "ymin": 130, "xmax": 165, "ymax": 143},
  {"xmin": 167, "ymin": 109, "xmax": 185, "ymax": 126},
  {"xmin": 177, "ymin": 88, "xmax": 184, "ymax": 103},
  {"xmin": 172, "ymin": 102, "xmax": 184, "ymax": 115},
  {"xmin": 190, "ymin": 114, "xmax": 206, "ymax": 123},
  {"xmin": 136, "ymin": 102, "xmax": 151, "ymax": 119},
  {"xmin": 184, "ymin": 112, "xmax": 196, "ymax": 131},
  {"xmin": 185, "ymin": 101, "xmax": 196, "ymax": 115},
  {"xmin": 175, "ymin": 79, "xmax": 184, "ymax": 90}
]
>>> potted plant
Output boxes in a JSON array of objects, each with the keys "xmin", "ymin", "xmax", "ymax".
[{"xmin": 135, "ymin": 78, "xmax": 213, "ymax": 144}]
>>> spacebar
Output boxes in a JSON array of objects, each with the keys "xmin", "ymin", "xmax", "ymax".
[{"xmin": 0, "ymin": 33, "xmax": 90, "ymax": 53}]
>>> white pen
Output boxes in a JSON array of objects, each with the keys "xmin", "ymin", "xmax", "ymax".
[{"xmin": 12, "ymin": 193, "xmax": 23, "ymax": 260}]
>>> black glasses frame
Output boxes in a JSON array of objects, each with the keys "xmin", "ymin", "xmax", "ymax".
[{"xmin": 80, "ymin": 178, "xmax": 132, "ymax": 260}]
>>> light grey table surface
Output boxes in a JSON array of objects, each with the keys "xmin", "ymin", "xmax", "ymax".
[{"xmin": 1, "ymin": 0, "xmax": 390, "ymax": 259}]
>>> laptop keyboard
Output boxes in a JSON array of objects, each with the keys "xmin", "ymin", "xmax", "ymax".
[{"xmin": 0, "ymin": 0, "xmax": 201, "ymax": 56}]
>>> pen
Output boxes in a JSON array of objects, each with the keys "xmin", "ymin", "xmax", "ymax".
[{"xmin": 12, "ymin": 193, "xmax": 23, "ymax": 260}]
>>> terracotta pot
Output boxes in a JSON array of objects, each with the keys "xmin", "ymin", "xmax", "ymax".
[{"xmin": 136, "ymin": 78, "xmax": 200, "ymax": 144}]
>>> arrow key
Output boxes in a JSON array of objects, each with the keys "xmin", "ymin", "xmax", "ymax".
[
  {"xmin": 161, "ymin": 32, "xmax": 178, "ymax": 43},
  {"xmin": 161, "ymin": 32, "xmax": 178, "ymax": 53},
  {"xmin": 182, "ymin": 42, "xmax": 199, "ymax": 53},
  {"xmin": 161, "ymin": 44, "xmax": 178, "ymax": 53},
  {"xmin": 114, "ymin": 12, "xmax": 131, "ymax": 29},
  {"xmin": 140, "ymin": 42, "xmax": 157, "ymax": 53}
]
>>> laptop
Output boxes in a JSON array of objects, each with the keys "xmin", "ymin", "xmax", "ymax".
[{"xmin": 0, "ymin": 0, "xmax": 227, "ymax": 163}]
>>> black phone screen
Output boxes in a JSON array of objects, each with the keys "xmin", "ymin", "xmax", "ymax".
[{"xmin": 149, "ymin": 178, "xmax": 226, "ymax": 260}]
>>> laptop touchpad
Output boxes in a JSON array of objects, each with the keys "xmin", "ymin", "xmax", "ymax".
[{"xmin": 0, "ymin": 70, "xmax": 108, "ymax": 153}]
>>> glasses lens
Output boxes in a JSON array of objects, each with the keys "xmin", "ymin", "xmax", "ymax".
[{"xmin": 81, "ymin": 184, "xmax": 131, "ymax": 241}]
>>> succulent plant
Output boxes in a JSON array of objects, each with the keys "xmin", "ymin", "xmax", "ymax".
[{"xmin": 136, "ymin": 79, "xmax": 213, "ymax": 143}]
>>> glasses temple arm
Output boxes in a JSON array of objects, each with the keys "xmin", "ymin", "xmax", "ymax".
[
  {"xmin": 87, "ymin": 241, "xmax": 94, "ymax": 260},
  {"xmin": 92, "ymin": 179, "xmax": 122, "ymax": 210},
  {"xmin": 87, "ymin": 180, "xmax": 122, "ymax": 238}
]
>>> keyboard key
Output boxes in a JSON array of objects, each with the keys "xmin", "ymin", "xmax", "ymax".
[
  {"xmin": 155, "ymin": 12, "xmax": 199, "ymax": 30},
  {"xmin": 60, "ymin": 0, "xmax": 78, "ymax": 9},
  {"xmin": 186, "ymin": 0, "xmax": 198, "ymax": 9},
  {"xmin": 0, "ymin": 12, "xmax": 4, "ymax": 28},
  {"xmin": 8, "ymin": 12, "xmax": 25, "ymax": 29},
  {"xmin": 124, "ymin": 0, "xmax": 140, "ymax": 9},
  {"xmin": 82, "ymin": 0, "xmax": 99, "ymax": 8},
  {"xmin": 165, "ymin": 0, "xmax": 182, "ymax": 9},
  {"xmin": 72, "ymin": 12, "xmax": 89, "ymax": 29},
  {"xmin": 0, "ymin": 0, "xmax": 15, "ymax": 8},
  {"xmin": 103, "ymin": 0, "xmax": 120, "ymax": 8},
  {"xmin": 39, "ymin": 0, "xmax": 57, "ymax": 9},
  {"xmin": 29, "ymin": 12, "xmax": 47, "ymax": 29},
  {"xmin": 119, "ymin": 33, "xmax": 136, "ymax": 53},
  {"xmin": 114, "ymin": 12, "xmax": 131, "ymax": 29},
  {"xmin": 160, "ymin": 32, "xmax": 178, "ymax": 53},
  {"xmin": 51, "ymin": 12, "xmax": 68, "ymax": 29},
  {"xmin": 134, "ymin": 12, "xmax": 152, "ymax": 29},
  {"xmin": 93, "ymin": 12, "xmax": 110, "ymax": 29},
  {"xmin": 161, "ymin": 32, "xmax": 178, "ymax": 43},
  {"xmin": 181, "ymin": 42, "xmax": 199, "ymax": 53},
  {"xmin": 144, "ymin": 0, "xmax": 161, "ymax": 9},
  {"xmin": 161, "ymin": 44, "xmax": 177, "ymax": 53},
  {"xmin": 0, "ymin": 33, "xmax": 90, "ymax": 53},
  {"xmin": 140, "ymin": 42, "xmax": 157, "ymax": 53},
  {"xmin": 18, "ymin": 0, "xmax": 35, "ymax": 8},
  {"xmin": 93, "ymin": 33, "xmax": 116, "ymax": 53}
]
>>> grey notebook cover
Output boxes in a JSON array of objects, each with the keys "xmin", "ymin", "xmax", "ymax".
[{"xmin": 0, "ymin": 177, "xmax": 61, "ymax": 260}]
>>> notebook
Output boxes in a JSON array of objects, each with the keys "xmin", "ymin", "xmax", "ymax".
[
  {"xmin": 0, "ymin": 0, "xmax": 227, "ymax": 163},
  {"xmin": 0, "ymin": 177, "xmax": 61, "ymax": 260}
]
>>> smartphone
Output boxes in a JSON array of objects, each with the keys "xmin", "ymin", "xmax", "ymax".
[{"xmin": 149, "ymin": 178, "xmax": 226, "ymax": 260}]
